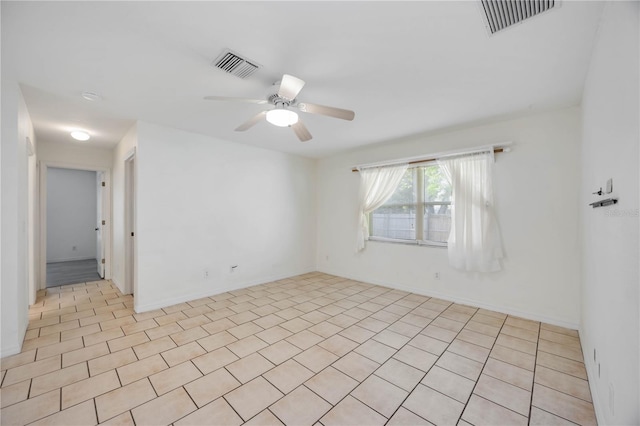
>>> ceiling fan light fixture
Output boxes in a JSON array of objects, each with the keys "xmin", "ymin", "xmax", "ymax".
[
  {"xmin": 70, "ymin": 130, "xmax": 90, "ymax": 141},
  {"xmin": 266, "ymin": 108, "xmax": 298, "ymax": 127}
]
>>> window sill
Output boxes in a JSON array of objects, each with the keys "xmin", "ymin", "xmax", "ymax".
[{"xmin": 368, "ymin": 237, "xmax": 447, "ymax": 248}]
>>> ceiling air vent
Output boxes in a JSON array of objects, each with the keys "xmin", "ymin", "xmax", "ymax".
[
  {"xmin": 212, "ymin": 49, "xmax": 260, "ymax": 79},
  {"xmin": 480, "ymin": 0, "xmax": 557, "ymax": 35}
]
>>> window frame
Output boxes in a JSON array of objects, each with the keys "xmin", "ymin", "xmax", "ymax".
[{"xmin": 368, "ymin": 163, "xmax": 451, "ymax": 248}]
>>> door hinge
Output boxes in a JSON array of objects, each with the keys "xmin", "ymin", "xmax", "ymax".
[
  {"xmin": 101, "ymin": 259, "xmax": 105, "ymax": 264},
  {"xmin": 101, "ymin": 181, "xmax": 106, "ymax": 187},
  {"xmin": 101, "ymin": 220, "xmax": 106, "ymax": 225}
]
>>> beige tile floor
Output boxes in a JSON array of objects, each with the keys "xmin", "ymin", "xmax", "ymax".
[{"xmin": 0, "ymin": 272, "xmax": 597, "ymax": 425}]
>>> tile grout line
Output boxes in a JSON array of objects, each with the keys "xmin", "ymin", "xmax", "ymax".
[
  {"xmin": 528, "ymin": 402, "xmax": 584, "ymax": 425},
  {"xmin": 533, "ymin": 360, "xmax": 589, "ymax": 381},
  {"xmin": 266, "ymin": 407, "xmax": 286, "ymax": 425},
  {"xmin": 92, "ymin": 397, "xmax": 99, "ymax": 425},
  {"xmin": 130, "ymin": 408, "xmax": 138, "ymax": 426},
  {"xmin": 536, "ymin": 345, "xmax": 586, "ymax": 363},
  {"xmin": 529, "ymin": 321, "xmax": 541, "ymax": 422},
  {"xmin": 222, "ymin": 392, "xmax": 246, "ymax": 424},
  {"xmin": 531, "ymin": 383, "xmax": 593, "ymax": 424},
  {"xmin": 469, "ymin": 394, "xmax": 532, "ymax": 424},
  {"xmin": 173, "ymin": 384, "xmax": 201, "ymax": 424},
  {"xmin": 533, "ymin": 378, "xmax": 596, "ymax": 404}
]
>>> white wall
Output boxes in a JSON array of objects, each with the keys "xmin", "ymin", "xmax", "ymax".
[
  {"xmin": 37, "ymin": 140, "xmax": 114, "ymax": 170},
  {"xmin": 132, "ymin": 121, "xmax": 316, "ymax": 312},
  {"xmin": 27, "ymin": 137, "xmax": 38, "ymax": 305},
  {"xmin": 46, "ymin": 168, "xmax": 97, "ymax": 262},
  {"xmin": 1, "ymin": 82, "xmax": 36, "ymax": 357},
  {"xmin": 317, "ymin": 108, "xmax": 581, "ymax": 328},
  {"xmin": 111, "ymin": 124, "xmax": 137, "ymax": 294},
  {"xmin": 580, "ymin": 2, "xmax": 639, "ymax": 424}
]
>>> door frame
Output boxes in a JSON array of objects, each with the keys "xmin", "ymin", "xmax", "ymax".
[
  {"xmin": 124, "ymin": 150, "xmax": 136, "ymax": 296},
  {"xmin": 96, "ymin": 171, "xmax": 106, "ymax": 279},
  {"xmin": 39, "ymin": 161, "xmax": 112, "ymax": 289}
]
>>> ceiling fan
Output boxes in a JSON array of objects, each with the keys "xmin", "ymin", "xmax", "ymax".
[{"xmin": 204, "ymin": 74, "xmax": 355, "ymax": 142}]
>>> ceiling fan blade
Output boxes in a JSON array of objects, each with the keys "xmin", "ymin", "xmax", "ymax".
[
  {"xmin": 204, "ymin": 96, "xmax": 268, "ymax": 104},
  {"xmin": 278, "ymin": 74, "xmax": 306, "ymax": 101},
  {"xmin": 297, "ymin": 102, "xmax": 355, "ymax": 121},
  {"xmin": 235, "ymin": 111, "xmax": 267, "ymax": 131},
  {"xmin": 291, "ymin": 120, "xmax": 312, "ymax": 142}
]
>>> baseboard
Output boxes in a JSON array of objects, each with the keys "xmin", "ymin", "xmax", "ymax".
[
  {"xmin": 580, "ymin": 326, "xmax": 605, "ymax": 425},
  {"xmin": 134, "ymin": 266, "xmax": 317, "ymax": 313},
  {"xmin": 128, "ymin": 264, "xmax": 578, "ymax": 328},
  {"xmin": 317, "ymin": 266, "xmax": 580, "ymax": 330},
  {"xmin": 1, "ymin": 321, "xmax": 29, "ymax": 359},
  {"xmin": 111, "ymin": 276, "xmax": 125, "ymax": 295},
  {"xmin": 1, "ymin": 343, "xmax": 23, "ymax": 359}
]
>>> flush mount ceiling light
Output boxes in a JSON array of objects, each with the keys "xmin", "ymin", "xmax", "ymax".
[
  {"xmin": 81, "ymin": 91, "xmax": 102, "ymax": 101},
  {"xmin": 70, "ymin": 130, "xmax": 90, "ymax": 141},
  {"xmin": 266, "ymin": 104, "xmax": 298, "ymax": 127}
]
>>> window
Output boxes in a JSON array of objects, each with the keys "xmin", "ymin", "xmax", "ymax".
[{"xmin": 369, "ymin": 163, "xmax": 451, "ymax": 246}]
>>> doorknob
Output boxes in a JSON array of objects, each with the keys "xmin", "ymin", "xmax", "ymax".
[{"xmin": 95, "ymin": 228, "xmax": 99, "ymax": 231}]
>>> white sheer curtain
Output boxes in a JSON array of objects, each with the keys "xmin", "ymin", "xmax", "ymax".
[
  {"xmin": 356, "ymin": 164, "xmax": 408, "ymax": 251},
  {"xmin": 439, "ymin": 151, "xmax": 503, "ymax": 272}
]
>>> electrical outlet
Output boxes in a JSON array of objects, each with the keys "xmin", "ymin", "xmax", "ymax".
[
  {"xmin": 434, "ymin": 272, "xmax": 440, "ymax": 280},
  {"xmin": 203, "ymin": 269, "xmax": 209, "ymax": 279},
  {"xmin": 72, "ymin": 246, "xmax": 77, "ymax": 251}
]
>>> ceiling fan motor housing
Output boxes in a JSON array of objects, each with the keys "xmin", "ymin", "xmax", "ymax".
[{"xmin": 268, "ymin": 94, "xmax": 293, "ymax": 106}]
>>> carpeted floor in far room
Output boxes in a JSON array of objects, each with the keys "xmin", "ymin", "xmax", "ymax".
[{"xmin": 46, "ymin": 259, "xmax": 102, "ymax": 287}]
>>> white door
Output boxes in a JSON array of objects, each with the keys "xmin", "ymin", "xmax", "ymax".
[{"xmin": 96, "ymin": 172, "xmax": 105, "ymax": 278}]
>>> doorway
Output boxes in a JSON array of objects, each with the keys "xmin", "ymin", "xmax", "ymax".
[{"xmin": 39, "ymin": 163, "xmax": 111, "ymax": 288}]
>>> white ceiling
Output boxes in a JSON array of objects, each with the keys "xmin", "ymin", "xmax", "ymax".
[{"xmin": 2, "ymin": 1, "xmax": 604, "ymax": 158}]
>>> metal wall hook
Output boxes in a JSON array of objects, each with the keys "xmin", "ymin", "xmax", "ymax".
[{"xmin": 589, "ymin": 198, "xmax": 618, "ymax": 208}]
